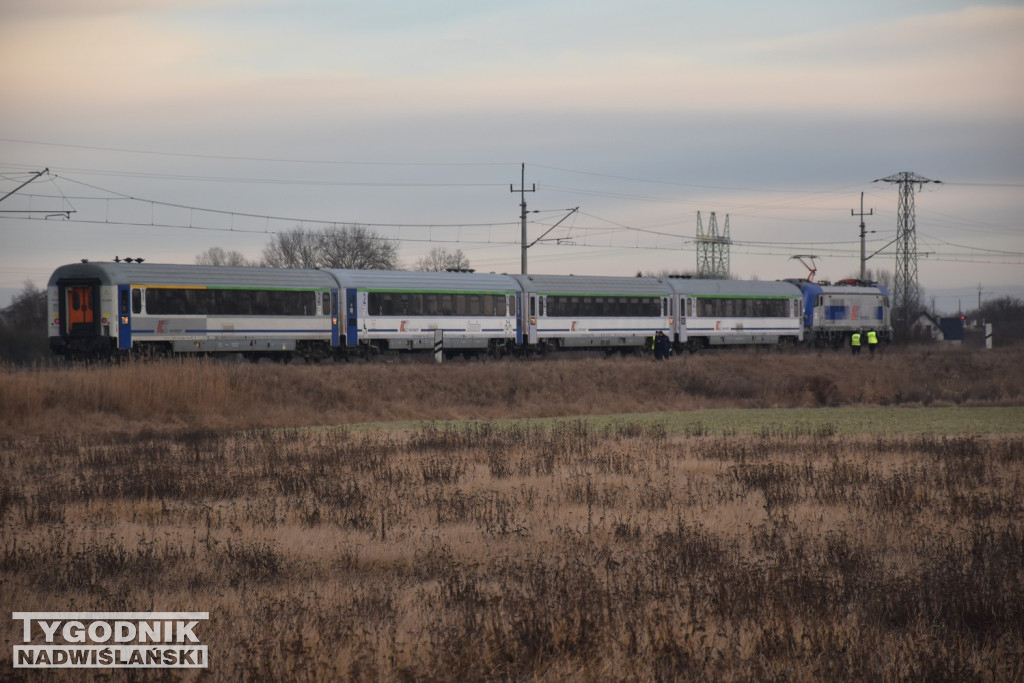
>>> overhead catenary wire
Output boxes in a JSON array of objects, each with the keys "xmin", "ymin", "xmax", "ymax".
[{"xmin": 0, "ymin": 163, "xmax": 1020, "ymax": 267}]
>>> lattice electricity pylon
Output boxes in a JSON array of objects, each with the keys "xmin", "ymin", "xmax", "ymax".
[
  {"xmin": 873, "ymin": 172, "xmax": 941, "ymax": 326},
  {"xmin": 696, "ymin": 211, "xmax": 731, "ymax": 279}
]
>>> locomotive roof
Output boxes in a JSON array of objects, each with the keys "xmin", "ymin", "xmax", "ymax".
[
  {"xmin": 48, "ymin": 262, "xmax": 336, "ymax": 289},
  {"xmin": 326, "ymin": 269, "xmax": 520, "ymax": 292},
  {"xmin": 666, "ymin": 279, "xmax": 801, "ymax": 298},
  {"xmin": 796, "ymin": 281, "xmax": 888, "ymax": 295},
  {"xmin": 509, "ymin": 274, "xmax": 673, "ymax": 296}
]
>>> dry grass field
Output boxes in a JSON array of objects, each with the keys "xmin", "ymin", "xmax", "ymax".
[
  {"xmin": 1, "ymin": 346, "xmax": 1022, "ymax": 680},
  {"xmin": 2, "ymin": 346, "xmax": 1023, "ymax": 438}
]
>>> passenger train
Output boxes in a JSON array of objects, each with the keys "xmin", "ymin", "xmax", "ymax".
[{"xmin": 47, "ymin": 260, "xmax": 890, "ymax": 361}]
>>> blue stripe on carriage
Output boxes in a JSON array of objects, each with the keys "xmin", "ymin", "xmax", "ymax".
[
  {"xmin": 688, "ymin": 327, "xmax": 798, "ymax": 333},
  {"xmin": 132, "ymin": 329, "xmax": 327, "ymax": 334}
]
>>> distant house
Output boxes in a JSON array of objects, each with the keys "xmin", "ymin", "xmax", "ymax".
[{"xmin": 916, "ymin": 313, "xmax": 965, "ymax": 344}]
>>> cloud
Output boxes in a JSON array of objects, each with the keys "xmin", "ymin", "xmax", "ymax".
[
  {"xmin": 5, "ymin": 2, "xmax": 1021, "ymax": 128},
  {"xmin": 0, "ymin": 0, "xmax": 256, "ymax": 20}
]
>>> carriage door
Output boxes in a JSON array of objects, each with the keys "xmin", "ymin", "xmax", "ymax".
[
  {"xmin": 345, "ymin": 291, "xmax": 358, "ymax": 346},
  {"xmin": 116, "ymin": 285, "xmax": 132, "ymax": 349},
  {"xmin": 65, "ymin": 284, "xmax": 96, "ymax": 336},
  {"xmin": 330, "ymin": 289, "xmax": 341, "ymax": 347},
  {"xmin": 526, "ymin": 294, "xmax": 539, "ymax": 344}
]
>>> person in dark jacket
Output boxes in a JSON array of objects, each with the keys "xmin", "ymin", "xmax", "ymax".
[{"xmin": 653, "ymin": 331, "xmax": 671, "ymax": 360}]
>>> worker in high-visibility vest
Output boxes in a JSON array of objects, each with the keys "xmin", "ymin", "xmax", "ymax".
[
  {"xmin": 850, "ymin": 331, "xmax": 862, "ymax": 356},
  {"xmin": 866, "ymin": 329, "xmax": 879, "ymax": 357}
]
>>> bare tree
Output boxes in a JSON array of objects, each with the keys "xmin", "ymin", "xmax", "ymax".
[
  {"xmin": 262, "ymin": 225, "xmax": 398, "ymax": 270},
  {"xmin": 195, "ymin": 247, "xmax": 253, "ymax": 266},
  {"xmin": 861, "ymin": 268, "xmax": 893, "ymax": 290},
  {"xmin": 319, "ymin": 225, "xmax": 399, "ymax": 270},
  {"xmin": 261, "ymin": 227, "xmax": 325, "ymax": 269},
  {"xmin": 0, "ymin": 281, "xmax": 48, "ymax": 363},
  {"xmin": 415, "ymin": 247, "xmax": 471, "ymax": 271}
]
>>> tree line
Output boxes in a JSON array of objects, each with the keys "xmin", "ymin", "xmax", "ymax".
[{"xmin": 195, "ymin": 225, "xmax": 469, "ymax": 272}]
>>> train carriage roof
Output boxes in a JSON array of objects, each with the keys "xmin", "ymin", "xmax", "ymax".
[
  {"xmin": 326, "ymin": 269, "xmax": 520, "ymax": 293},
  {"xmin": 48, "ymin": 262, "xmax": 336, "ymax": 289},
  {"xmin": 509, "ymin": 274, "xmax": 673, "ymax": 296},
  {"xmin": 666, "ymin": 279, "xmax": 801, "ymax": 298}
]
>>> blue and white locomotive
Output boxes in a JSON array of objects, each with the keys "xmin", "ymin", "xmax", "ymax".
[
  {"xmin": 47, "ymin": 261, "xmax": 890, "ymax": 360},
  {"xmin": 788, "ymin": 278, "xmax": 892, "ymax": 347}
]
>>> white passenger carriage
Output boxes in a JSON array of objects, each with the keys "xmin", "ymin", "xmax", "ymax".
[
  {"xmin": 47, "ymin": 261, "xmax": 339, "ymax": 361},
  {"xmin": 327, "ymin": 269, "xmax": 521, "ymax": 357},
  {"xmin": 509, "ymin": 274, "xmax": 673, "ymax": 352},
  {"xmin": 668, "ymin": 279, "xmax": 803, "ymax": 351}
]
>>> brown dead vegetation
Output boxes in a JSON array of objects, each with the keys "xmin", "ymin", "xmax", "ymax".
[
  {"xmin": 1, "ymin": 422, "xmax": 1022, "ymax": 680},
  {"xmin": 1, "ymin": 346, "xmax": 1022, "ymax": 679},
  {"xmin": 2, "ymin": 345, "xmax": 1023, "ymax": 438}
]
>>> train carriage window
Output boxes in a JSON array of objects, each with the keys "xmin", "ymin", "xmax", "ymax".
[
  {"xmin": 131, "ymin": 288, "xmax": 142, "ymax": 314},
  {"xmin": 440, "ymin": 294, "xmax": 454, "ymax": 316},
  {"xmin": 119, "ymin": 289, "xmax": 129, "ymax": 316},
  {"xmin": 321, "ymin": 292, "xmax": 330, "ymax": 316},
  {"xmin": 251, "ymin": 290, "xmax": 266, "ymax": 315},
  {"xmin": 424, "ymin": 294, "xmax": 438, "ymax": 316},
  {"xmin": 207, "ymin": 289, "xmax": 222, "ymax": 315}
]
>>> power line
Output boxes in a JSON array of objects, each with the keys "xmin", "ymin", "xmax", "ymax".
[
  {"xmin": 0, "ymin": 137, "xmax": 516, "ymax": 168},
  {"xmin": 5, "ymin": 165, "xmax": 508, "ymax": 188}
]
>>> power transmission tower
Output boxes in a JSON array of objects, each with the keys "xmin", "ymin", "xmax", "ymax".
[
  {"xmin": 696, "ymin": 211, "xmax": 731, "ymax": 279},
  {"xmin": 851, "ymin": 192, "xmax": 873, "ymax": 281},
  {"xmin": 873, "ymin": 171, "xmax": 941, "ymax": 328},
  {"xmin": 510, "ymin": 163, "xmax": 536, "ymax": 274}
]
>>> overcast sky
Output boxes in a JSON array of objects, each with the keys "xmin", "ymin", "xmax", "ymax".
[{"xmin": 2, "ymin": 0, "xmax": 1022, "ymax": 313}]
